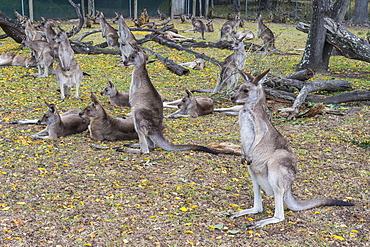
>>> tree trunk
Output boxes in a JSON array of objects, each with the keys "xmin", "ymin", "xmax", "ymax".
[
  {"xmin": 0, "ymin": 11, "xmax": 25, "ymax": 43},
  {"xmin": 297, "ymin": 0, "xmax": 349, "ymax": 73},
  {"xmin": 350, "ymin": 0, "xmax": 369, "ymax": 24}
]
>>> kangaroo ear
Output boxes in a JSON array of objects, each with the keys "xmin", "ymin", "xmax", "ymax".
[
  {"xmin": 254, "ymin": 69, "xmax": 270, "ymax": 85},
  {"xmin": 107, "ymin": 79, "xmax": 114, "ymax": 87},
  {"xmin": 239, "ymin": 69, "xmax": 255, "ymax": 83},
  {"xmin": 185, "ymin": 89, "xmax": 192, "ymax": 97},
  {"xmin": 90, "ymin": 92, "xmax": 100, "ymax": 104}
]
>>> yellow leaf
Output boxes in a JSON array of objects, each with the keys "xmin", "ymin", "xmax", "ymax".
[
  {"xmin": 179, "ymin": 207, "xmax": 188, "ymax": 212},
  {"xmin": 1, "ymin": 207, "xmax": 10, "ymax": 211},
  {"xmin": 185, "ymin": 230, "xmax": 194, "ymax": 234},
  {"xmin": 332, "ymin": 235, "xmax": 344, "ymax": 241},
  {"xmin": 16, "ymin": 202, "xmax": 26, "ymax": 205}
]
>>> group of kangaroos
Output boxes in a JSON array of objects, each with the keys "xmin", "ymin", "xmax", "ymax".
[{"xmin": 7, "ymin": 11, "xmax": 354, "ymax": 229}]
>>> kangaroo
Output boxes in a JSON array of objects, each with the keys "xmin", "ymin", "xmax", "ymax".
[
  {"xmin": 0, "ymin": 53, "xmax": 37, "ymax": 68},
  {"xmin": 179, "ymin": 58, "xmax": 205, "ymax": 70},
  {"xmin": 100, "ymin": 79, "xmax": 130, "ymax": 107},
  {"xmin": 80, "ymin": 93, "xmax": 138, "ymax": 141},
  {"xmin": 32, "ymin": 102, "xmax": 89, "ymax": 140},
  {"xmin": 21, "ymin": 40, "xmax": 54, "ymax": 77},
  {"xmin": 121, "ymin": 44, "xmax": 217, "ymax": 154},
  {"xmin": 113, "ymin": 12, "xmax": 137, "ymax": 63},
  {"xmin": 157, "ymin": 9, "xmax": 167, "ymax": 20},
  {"xmin": 38, "ymin": 17, "xmax": 59, "ymax": 57},
  {"xmin": 52, "ymin": 29, "xmax": 83, "ymax": 100},
  {"xmin": 228, "ymin": 69, "xmax": 354, "ymax": 228},
  {"xmin": 219, "ymin": 12, "xmax": 240, "ymax": 41},
  {"xmin": 206, "ymin": 19, "xmax": 214, "ymax": 32},
  {"xmin": 256, "ymin": 13, "xmax": 276, "ymax": 53},
  {"xmin": 21, "ymin": 17, "xmax": 44, "ymax": 41},
  {"xmin": 213, "ymin": 31, "xmax": 248, "ymax": 93},
  {"xmin": 166, "ymin": 89, "xmax": 214, "ymax": 118},
  {"xmin": 190, "ymin": 17, "xmax": 206, "ymax": 40},
  {"xmin": 96, "ymin": 10, "xmax": 119, "ymax": 50}
]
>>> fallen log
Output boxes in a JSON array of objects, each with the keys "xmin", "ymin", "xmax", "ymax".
[
  {"xmin": 278, "ymin": 79, "xmax": 353, "ymax": 119},
  {"xmin": 143, "ymin": 47, "xmax": 190, "ymax": 76},
  {"xmin": 282, "ymin": 69, "xmax": 315, "ymax": 81},
  {"xmin": 0, "ymin": 11, "xmax": 25, "ymax": 43},
  {"xmin": 70, "ymin": 40, "xmax": 120, "ymax": 55},
  {"xmin": 296, "ymin": 20, "xmax": 370, "ymax": 63}
]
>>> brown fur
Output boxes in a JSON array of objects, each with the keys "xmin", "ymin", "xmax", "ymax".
[
  {"xmin": 96, "ymin": 10, "xmax": 119, "ymax": 50},
  {"xmin": 0, "ymin": 53, "xmax": 37, "ymax": 68},
  {"xmin": 100, "ymin": 80, "xmax": 130, "ymax": 107}
]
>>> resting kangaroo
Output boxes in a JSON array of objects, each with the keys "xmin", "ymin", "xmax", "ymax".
[
  {"xmin": 32, "ymin": 102, "xmax": 89, "ymax": 140},
  {"xmin": 96, "ymin": 10, "xmax": 119, "ymax": 50},
  {"xmin": 121, "ymin": 44, "xmax": 217, "ymax": 154},
  {"xmin": 80, "ymin": 93, "xmax": 138, "ymax": 141},
  {"xmin": 166, "ymin": 89, "xmax": 214, "ymax": 118},
  {"xmin": 228, "ymin": 69, "xmax": 354, "ymax": 228},
  {"xmin": 0, "ymin": 53, "xmax": 37, "ymax": 68},
  {"xmin": 100, "ymin": 80, "xmax": 130, "ymax": 107}
]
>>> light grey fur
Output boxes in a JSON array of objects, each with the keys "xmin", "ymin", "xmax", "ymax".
[
  {"xmin": 32, "ymin": 103, "xmax": 89, "ymax": 140},
  {"xmin": 100, "ymin": 80, "xmax": 130, "ymax": 107},
  {"xmin": 229, "ymin": 69, "xmax": 354, "ymax": 228},
  {"xmin": 96, "ymin": 10, "xmax": 119, "ymax": 50}
]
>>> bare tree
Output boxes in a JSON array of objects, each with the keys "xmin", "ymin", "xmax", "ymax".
[
  {"xmin": 349, "ymin": 0, "xmax": 369, "ymax": 25},
  {"xmin": 297, "ymin": 0, "xmax": 349, "ymax": 73}
]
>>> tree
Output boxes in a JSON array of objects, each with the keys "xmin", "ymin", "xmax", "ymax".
[
  {"xmin": 297, "ymin": 0, "xmax": 349, "ymax": 73},
  {"xmin": 350, "ymin": 0, "xmax": 369, "ymax": 25}
]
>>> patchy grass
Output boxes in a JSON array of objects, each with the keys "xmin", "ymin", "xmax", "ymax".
[{"xmin": 0, "ymin": 17, "xmax": 369, "ymax": 246}]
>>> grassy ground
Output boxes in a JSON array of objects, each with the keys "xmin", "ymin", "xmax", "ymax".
[{"xmin": 0, "ymin": 16, "xmax": 369, "ymax": 246}]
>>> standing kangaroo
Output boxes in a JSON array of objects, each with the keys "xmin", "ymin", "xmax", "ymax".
[
  {"xmin": 80, "ymin": 93, "xmax": 138, "ymax": 141},
  {"xmin": 219, "ymin": 12, "xmax": 241, "ymax": 41},
  {"xmin": 256, "ymin": 13, "xmax": 276, "ymax": 53},
  {"xmin": 22, "ymin": 40, "xmax": 54, "ymax": 78},
  {"xmin": 113, "ymin": 12, "xmax": 137, "ymax": 63},
  {"xmin": 213, "ymin": 31, "xmax": 250, "ymax": 93},
  {"xmin": 96, "ymin": 10, "xmax": 119, "ymax": 50},
  {"xmin": 121, "ymin": 44, "xmax": 217, "ymax": 154},
  {"xmin": 191, "ymin": 17, "xmax": 206, "ymax": 40},
  {"xmin": 229, "ymin": 69, "xmax": 354, "ymax": 228},
  {"xmin": 32, "ymin": 102, "xmax": 89, "ymax": 140},
  {"xmin": 53, "ymin": 29, "xmax": 83, "ymax": 100}
]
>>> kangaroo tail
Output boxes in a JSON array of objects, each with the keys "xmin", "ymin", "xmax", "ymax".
[
  {"xmin": 284, "ymin": 188, "xmax": 354, "ymax": 211},
  {"xmin": 149, "ymin": 133, "xmax": 218, "ymax": 154}
]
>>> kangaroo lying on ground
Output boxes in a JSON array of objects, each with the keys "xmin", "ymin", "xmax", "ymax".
[
  {"xmin": 80, "ymin": 93, "xmax": 138, "ymax": 141},
  {"xmin": 228, "ymin": 69, "xmax": 354, "ymax": 228},
  {"xmin": 120, "ymin": 44, "xmax": 218, "ymax": 154},
  {"xmin": 32, "ymin": 102, "xmax": 89, "ymax": 140},
  {"xmin": 0, "ymin": 53, "xmax": 37, "ymax": 67},
  {"xmin": 100, "ymin": 80, "xmax": 130, "ymax": 107},
  {"xmin": 166, "ymin": 89, "xmax": 214, "ymax": 118}
]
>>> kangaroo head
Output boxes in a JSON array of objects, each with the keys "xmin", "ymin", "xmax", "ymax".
[
  {"xmin": 80, "ymin": 102, "xmax": 97, "ymax": 118},
  {"xmin": 123, "ymin": 44, "xmax": 147, "ymax": 67},
  {"xmin": 113, "ymin": 12, "xmax": 122, "ymax": 23},
  {"xmin": 178, "ymin": 89, "xmax": 195, "ymax": 109},
  {"xmin": 38, "ymin": 102, "xmax": 58, "ymax": 125},
  {"xmin": 52, "ymin": 29, "xmax": 67, "ymax": 43},
  {"xmin": 96, "ymin": 10, "xmax": 104, "ymax": 19},
  {"xmin": 101, "ymin": 80, "xmax": 116, "ymax": 96},
  {"xmin": 231, "ymin": 69, "xmax": 270, "ymax": 104}
]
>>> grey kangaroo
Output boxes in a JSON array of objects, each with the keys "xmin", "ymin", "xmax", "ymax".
[
  {"xmin": 191, "ymin": 17, "xmax": 206, "ymax": 40},
  {"xmin": 32, "ymin": 102, "xmax": 89, "ymax": 140},
  {"xmin": 228, "ymin": 69, "xmax": 354, "ymax": 228},
  {"xmin": 22, "ymin": 40, "xmax": 54, "ymax": 77},
  {"xmin": 213, "ymin": 31, "xmax": 249, "ymax": 93},
  {"xmin": 96, "ymin": 10, "xmax": 119, "ymax": 50},
  {"xmin": 53, "ymin": 29, "xmax": 83, "ymax": 100},
  {"xmin": 121, "ymin": 44, "xmax": 217, "ymax": 154},
  {"xmin": 256, "ymin": 13, "xmax": 276, "ymax": 53},
  {"xmin": 100, "ymin": 79, "xmax": 130, "ymax": 107},
  {"xmin": 219, "ymin": 12, "xmax": 240, "ymax": 41},
  {"xmin": 166, "ymin": 89, "xmax": 214, "ymax": 118},
  {"xmin": 113, "ymin": 12, "xmax": 137, "ymax": 63},
  {"xmin": 80, "ymin": 93, "xmax": 138, "ymax": 141},
  {"xmin": 0, "ymin": 53, "xmax": 37, "ymax": 68}
]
